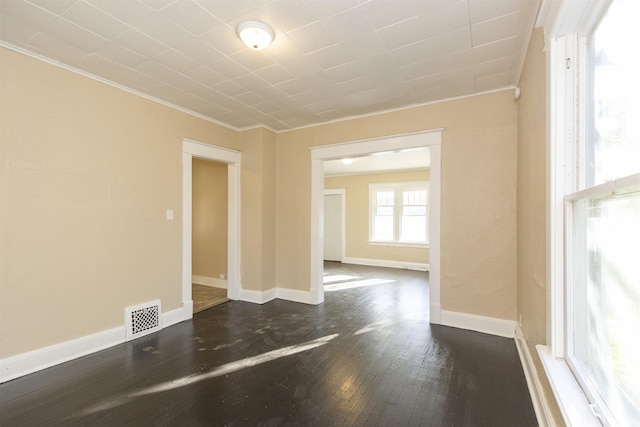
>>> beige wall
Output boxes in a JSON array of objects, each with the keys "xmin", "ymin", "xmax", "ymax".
[
  {"xmin": 325, "ymin": 169, "xmax": 430, "ymax": 264},
  {"xmin": 516, "ymin": 27, "xmax": 564, "ymax": 424},
  {"xmin": 0, "ymin": 48, "xmax": 240, "ymax": 357},
  {"xmin": 192, "ymin": 159, "xmax": 227, "ymax": 279},
  {"xmin": 239, "ymin": 127, "xmax": 277, "ymax": 292},
  {"xmin": 277, "ymin": 90, "xmax": 518, "ymax": 321}
]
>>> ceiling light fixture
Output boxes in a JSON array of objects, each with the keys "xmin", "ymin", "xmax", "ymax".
[
  {"xmin": 237, "ymin": 21, "xmax": 274, "ymax": 50},
  {"xmin": 341, "ymin": 158, "xmax": 354, "ymax": 165}
]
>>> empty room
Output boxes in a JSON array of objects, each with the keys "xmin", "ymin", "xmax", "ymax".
[{"xmin": 1, "ymin": 0, "xmax": 638, "ymax": 426}]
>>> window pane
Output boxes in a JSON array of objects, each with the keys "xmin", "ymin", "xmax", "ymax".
[
  {"xmin": 376, "ymin": 190, "xmax": 394, "ymax": 206},
  {"xmin": 572, "ymin": 190, "xmax": 640, "ymax": 425},
  {"xmin": 403, "ymin": 190, "xmax": 426, "ymax": 205},
  {"xmin": 400, "ymin": 216, "xmax": 426, "ymax": 242},
  {"xmin": 403, "ymin": 206, "xmax": 426, "ymax": 216},
  {"xmin": 587, "ymin": 0, "xmax": 640, "ymax": 187},
  {"xmin": 376, "ymin": 206, "xmax": 393, "ymax": 216},
  {"xmin": 373, "ymin": 216, "xmax": 393, "ymax": 240}
]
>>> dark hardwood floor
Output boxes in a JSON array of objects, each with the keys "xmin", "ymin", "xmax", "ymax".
[{"xmin": 0, "ymin": 262, "xmax": 537, "ymax": 426}]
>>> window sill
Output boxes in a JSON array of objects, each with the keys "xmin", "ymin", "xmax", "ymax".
[
  {"xmin": 536, "ymin": 345, "xmax": 602, "ymax": 427},
  {"xmin": 368, "ymin": 241, "xmax": 429, "ymax": 249}
]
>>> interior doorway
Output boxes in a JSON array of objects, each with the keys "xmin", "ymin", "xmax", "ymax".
[
  {"xmin": 323, "ymin": 189, "xmax": 345, "ymax": 262},
  {"xmin": 182, "ymin": 139, "xmax": 241, "ymax": 319},
  {"xmin": 191, "ymin": 158, "xmax": 230, "ymax": 313},
  {"xmin": 310, "ymin": 130, "xmax": 442, "ymax": 324}
]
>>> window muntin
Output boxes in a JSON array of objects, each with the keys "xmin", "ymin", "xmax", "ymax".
[
  {"xmin": 564, "ymin": 0, "xmax": 640, "ymax": 424},
  {"xmin": 370, "ymin": 182, "xmax": 429, "ymax": 245}
]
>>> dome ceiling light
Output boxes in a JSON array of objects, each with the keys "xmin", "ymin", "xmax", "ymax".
[{"xmin": 237, "ymin": 21, "xmax": 274, "ymax": 50}]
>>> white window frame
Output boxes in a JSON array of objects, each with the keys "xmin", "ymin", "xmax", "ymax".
[
  {"xmin": 368, "ymin": 181, "xmax": 429, "ymax": 247},
  {"xmin": 538, "ymin": 1, "xmax": 640, "ymax": 426}
]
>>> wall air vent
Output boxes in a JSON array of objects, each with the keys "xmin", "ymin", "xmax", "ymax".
[{"xmin": 125, "ymin": 300, "xmax": 161, "ymax": 340}]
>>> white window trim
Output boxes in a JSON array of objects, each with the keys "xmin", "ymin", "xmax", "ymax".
[
  {"xmin": 539, "ymin": 1, "xmax": 637, "ymax": 426},
  {"xmin": 369, "ymin": 181, "xmax": 429, "ymax": 246}
]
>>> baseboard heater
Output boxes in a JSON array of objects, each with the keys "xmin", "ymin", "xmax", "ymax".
[{"xmin": 125, "ymin": 300, "xmax": 162, "ymax": 340}]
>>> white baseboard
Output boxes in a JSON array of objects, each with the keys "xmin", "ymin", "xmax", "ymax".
[
  {"xmin": 440, "ymin": 310, "xmax": 516, "ymax": 338},
  {"xmin": 342, "ymin": 257, "xmax": 429, "ymax": 271},
  {"xmin": 276, "ymin": 287, "xmax": 313, "ymax": 304},
  {"xmin": 239, "ymin": 287, "xmax": 276, "ymax": 304},
  {"xmin": 0, "ymin": 325, "xmax": 126, "ymax": 384},
  {"xmin": 192, "ymin": 275, "xmax": 228, "ymax": 289},
  {"xmin": 515, "ymin": 326, "xmax": 553, "ymax": 427},
  {"xmin": 0, "ymin": 304, "xmax": 192, "ymax": 384}
]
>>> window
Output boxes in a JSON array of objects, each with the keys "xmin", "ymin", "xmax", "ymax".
[
  {"xmin": 547, "ymin": 0, "xmax": 640, "ymax": 425},
  {"xmin": 370, "ymin": 181, "xmax": 429, "ymax": 245}
]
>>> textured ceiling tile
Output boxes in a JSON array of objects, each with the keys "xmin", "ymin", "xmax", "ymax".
[
  {"xmin": 362, "ymin": 0, "xmax": 419, "ymax": 30},
  {"xmin": 95, "ymin": 42, "xmax": 147, "ymax": 68},
  {"xmin": 27, "ymin": 32, "xmax": 87, "ymax": 63},
  {"xmin": 136, "ymin": 13, "xmax": 193, "ymax": 48},
  {"xmin": 196, "ymin": 0, "xmax": 256, "ymax": 23},
  {"xmin": 87, "ymin": 0, "xmax": 155, "ymax": 26},
  {"xmin": 475, "ymin": 71, "xmax": 512, "ymax": 91},
  {"xmin": 303, "ymin": 0, "xmax": 360, "ymax": 19},
  {"xmin": 230, "ymin": 49, "xmax": 275, "ymax": 70},
  {"xmin": 159, "ymin": 1, "xmax": 219, "ymax": 36},
  {"xmin": 73, "ymin": 53, "xmax": 129, "ymax": 79},
  {"xmin": 307, "ymin": 44, "xmax": 352, "ymax": 70},
  {"xmin": 185, "ymin": 65, "xmax": 225, "ymax": 86},
  {"xmin": 471, "ymin": 11, "xmax": 521, "ymax": 47},
  {"xmin": 154, "ymin": 49, "xmax": 200, "ymax": 74},
  {"xmin": 46, "ymin": 17, "xmax": 108, "ymax": 51},
  {"xmin": 389, "ymin": 39, "xmax": 432, "ymax": 68},
  {"xmin": 0, "ymin": 14, "xmax": 39, "ymax": 45},
  {"xmin": 253, "ymin": 63, "xmax": 294, "ymax": 84},
  {"xmin": 471, "ymin": 36, "xmax": 516, "ymax": 63},
  {"xmin": 139, "ymin": 0, "xmax": 175, "ymax": 12},
  {"xmin": 376, "ymin": 15, "xmax": 427, "ymax": 50},
  {"xmin": 62, "ymin": 2, "xmax": 129, "ymax": 40},
  {"xmin": 322, "ymin": 7, "xmax": 373, "ymax": 43},
  {"xmin": 135, "ymin": 60, "xmax": 182, "ymax": 82},
  {"xmin": 469, "ymin": 0, "xmax": 522, "ymax": 24},
  {"xmin": 420, "ymin": 0, "xmax": 470, "ymax": 38},
  {"xmin": 260, "ymin": 0, "xmax": 317, "ymax": 32},
  {"xmin": 0, "ymin": 0, "xmax": 57, "ymax": 30},
  {"xmin": 25, "ymin": 0, "xmax": 76, "ymax": 15},
  {"xmin": 113, "ymin": 29, "xmax": 167, "ymax": 58},
  {"xmin": 428, "ymin": 27, "xmax": 472, "ymax": 56},
  {"xmin": 288, "ymin": 20, "xmax": 336, "ymax": 53},
  {"xmin": 173, "ymin": 37, "xmax": 226, "ymax": 64},
  {"xmin": 474, "ymin": 56, "xmax": 514, "ymax": 77}
]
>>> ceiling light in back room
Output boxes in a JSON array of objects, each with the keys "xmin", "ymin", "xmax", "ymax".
[{"xmin": 237, "ymin": 21, "xmax": 274, "ymax": 50}]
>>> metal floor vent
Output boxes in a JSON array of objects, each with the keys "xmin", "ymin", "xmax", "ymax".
[{"xmin": 125, "ymin": 300, "xmax": 161, "ymax": 340}]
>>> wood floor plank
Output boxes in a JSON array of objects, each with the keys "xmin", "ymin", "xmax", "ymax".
[{"xmin": 0, "ymin": 262, "xmax": 537, "ymax": 426}]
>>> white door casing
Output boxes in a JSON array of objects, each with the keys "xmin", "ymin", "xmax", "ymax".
[{"xmin": 182, "ymin": 139, "xmax": 241, "ymax": 319}]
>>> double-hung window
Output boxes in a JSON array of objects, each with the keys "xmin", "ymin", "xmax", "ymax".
[
  {"xmin": 369, "ymin": 181, "xmax": 429, "ymax": 246},
  {"xmin": 546, "ymin": 0, "xmax": 640, "ymax": 425}
]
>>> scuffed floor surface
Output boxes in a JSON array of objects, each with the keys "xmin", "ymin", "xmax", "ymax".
[{"xmin": 0, "ymin": 263, "xmax": 537, "ymax": 426}]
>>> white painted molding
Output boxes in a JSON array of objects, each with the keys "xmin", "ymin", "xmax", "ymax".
[
  {"xmin": 0, "ymin": 306, "xmax": 191, "ymax": 384},
  {"xmin": 239, "ymin": 288, "xmax": 277, "ymax": 305},
  {"xmin": 0, "ymin": 326, "xmax": 126, "ymax": 384},
  {"xmin": 440, "ymin": 310, "xmax": 517, "ymax": 338},
  {"xmin": 192, "ymin": 275, "xmax": 228, "ymax": 289},
  {"xmin": 276, "ymin": 288, "xmax": 313, "ymax": 305},
  {"xmin": 537, "ymin": 345, "xmax": 601, "ymax": 427},
  {"xmin": 429, "ymin": 304, "xmax": 441, "ymax": 324},
  {"xmin": 162, "ymin": 307, "xmax": 188, "ymax": 329},
  {"xmin": 342, "ymin": 257, "xmax": 429, "ymax": 271},
  {"xmin": 515, "ymin": 326, "xmax": 554, "ymax": 427}
]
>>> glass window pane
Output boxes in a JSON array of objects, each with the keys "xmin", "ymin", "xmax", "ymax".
[
  {"xmin": 376, "ymin": 190, "xmax": 394, "ymax": 206},
  {"xmin": 403, "ymin": 206, "xmax": 426, "ymax": 216},
  {"xmin": 572, "ymin": 190, "xmax": 640, "ymax": 425},
  {"xmin": 373, "ymin": 216, "xmax": 393, "ymax": 240},
  {"xmin": 587, "ymin": 0, "xmax": 640, "ymax": 187},
  {"xmin": 400, "ymin": 216, "xmax": 426, "ymax": 242}
]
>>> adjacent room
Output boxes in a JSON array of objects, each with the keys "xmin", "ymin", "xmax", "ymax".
[{"xmin": 1, "ymin": 0, "xmax": 638, "ymax": 426}]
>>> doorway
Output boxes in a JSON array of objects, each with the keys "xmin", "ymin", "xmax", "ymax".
[
  {"xmin": 310, "ymin": 130, "xmax": 442, "ymax": 324},
  {"xmin": 191, "ymin": 158, "xmax": 230, "ymax": 313},
  {"xmin": 182, "ymin": 139, "xmax": 241, "ymax": 319},
  {"xmin": 323, "ymin": 189, "xmax": 345, "ymax": 262}
]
